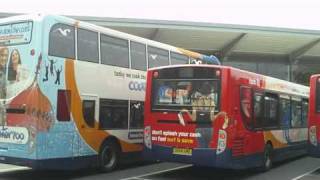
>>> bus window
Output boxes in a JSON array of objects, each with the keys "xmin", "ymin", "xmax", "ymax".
[
  {"xmin": 57, "ymin": 89, "xmax": 71, "ymax": 121},
  {"xmin": 77, "ymin": 28, "xmax": 99, "ymax": 63},
  {"xmin": 316, "ymin": 78, "xmax": 320, "ymax": 113},
  {"xmin": 291, "ymin": 98, "xmax": 302, "ymax": 128},
  {"xmin": 240, "ymin": 86, "xmax": 253, "ymax": 129},
  {"xmin": 301, "ymin": 99, "xmax": 308, "ymax": 127},
  {"xmin": 100, "ymin": 35, "xmax": 129, "ymax": 68},
  {"xmin": 130, "ymin": 41, "xmax": 147, "ymax": 71},
  {"xmin": 170, "ymin": 52, "xmax": 189, "ymax": 65},
  {"xmin": 49, "ymin": 23, "xmax": 75, "ymax": 59},
  {"xmin": 253, "ymin": 92, "xmax": 264, "ymax": 128},
  {"xmin": 264, "ymin": 93, "xmax": 279, "ymax": 128},
  {"xmin": 130, "ymin": 101, "xmax": 144, "ymax": 129},
  {"xmin": 152, "ymin": 79, "xmax": 219, "ymax": 112},
  {"xmin": 82, "ymin": 100, "xmax": 95, "ymax": 128},
  {"xmin": 279, "ymin": 97, "xmax": 291, "ymax": 128},
  {"xmin": 99, "ymin": 99, "xmax": 128, "ymax": 129},
  {"xmin": 147, "ymin": 46, "xmax": 169, "ymax": 68}
]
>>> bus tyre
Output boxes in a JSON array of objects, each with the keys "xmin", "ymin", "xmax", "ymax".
[
  {"xmin": 99, "ymin": 141, "xmax": 120, "ymax": 172},
  {"xmin": 261, "ymin": 144, "xmax": 273, "ymax": 171}
]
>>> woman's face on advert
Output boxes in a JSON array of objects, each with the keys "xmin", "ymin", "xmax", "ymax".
[{"xmin": 12, "ymin": 50, "xmax": 20, "ymax": 65}]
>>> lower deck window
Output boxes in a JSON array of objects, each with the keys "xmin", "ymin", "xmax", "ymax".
[
  {"xmin": 130, "ymin": 101, "xmax": 144, "ymax": 129},
  {"xmin": 82, "ymin": 100, "xmax": 95, "ymax": 128},
  {"xmin": 99, "ymin": 99, "xmax": 128, "ymax": 129}
]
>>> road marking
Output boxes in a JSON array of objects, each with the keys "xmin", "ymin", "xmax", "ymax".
[
  {"xmin": 292, "ymin": 166, "xmax": 320, "ymax": 180},
  {"xmin": 120, "ymin": 164, "xmax": 192, "ymax": 180},
  {"xmin": 130, "ymin": 178, "xmax": 153, "ymax": 180},
  {"xmin": 0, "ymin": 166, "xmax": 30, "ymax": 173},
  {"xmin": 0, "ymin": 166, "xmax": 29, "ymax": 173}
]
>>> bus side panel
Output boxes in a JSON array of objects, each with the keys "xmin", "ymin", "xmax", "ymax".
[
  {"xmin": 308, "ymin": 75, "xmax": 320, "ymax": 156},
  {"xmin": 229, "ymin": 69, "xmax": 265, "ymax": 167}
]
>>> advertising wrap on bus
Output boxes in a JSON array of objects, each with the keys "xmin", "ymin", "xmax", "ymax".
[
  {"xmin": 144, "ymin": 66, "xmax": 232, "ymax": 166},
  {"xmin": 0, "ymin": 20, "xmax": 51, "ymax": 157},
  {"xmin": 0, "ymin": 21, "xmax": 32, "ymax": 46}
]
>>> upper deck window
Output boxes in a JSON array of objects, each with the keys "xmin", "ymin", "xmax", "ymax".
[
  {"xmin": 100, "ymin": 34, "xmax": 129, "ymax": 68},
  {"xmin": 77, "ymin": 28, "xmax": 99, "ymax": 63},
  {"xmin": 170, "ymin": 52, "xmax": 189, "ymax": 65},
  {"xmin": 49, "ymin": 23, "xmax": 75, "ymax": 59},
  {"xmin": 0, "ymin": 21, "xmax": 33, "ymax": 46},
  {"xmin": 148, "ymin": 46, "xmax": 169, "ymax": 68},
  {"xmin": 130, "ymin": 41, "xmax": 146, "ymax": 71}
]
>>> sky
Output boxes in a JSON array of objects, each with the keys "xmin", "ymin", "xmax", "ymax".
[{"xmin": 2, "ymin": 0, "xmax": 320, "ymax": 30}]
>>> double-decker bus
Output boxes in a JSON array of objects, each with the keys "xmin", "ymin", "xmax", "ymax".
[
  {"xmin": 0, "ymin": 14, "xmax": 219, "ymax": 170},
  {"xmin": 144, "ymin": 64, "xmax": 309, "ymax": 170},
  {"xmin": 308, "ymin": 74, "xmax": 320, "ymax": 157}
]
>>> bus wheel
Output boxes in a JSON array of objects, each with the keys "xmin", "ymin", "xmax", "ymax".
[
  {"xmin": 99, "ymin": 141, "xmax": 120, "ymax": 172},
  {"xmin": 261, "ymin": 144, "xmax": 273, "ymax": 171}
]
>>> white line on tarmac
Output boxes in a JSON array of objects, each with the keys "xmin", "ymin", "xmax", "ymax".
[
  {"xmin": 0, "ymin": 166, "xmax": 29, "ymax": 173},
  {"xmin": 292, "ymin": 166, "xmax": 320, "ymax": 180},
  {"xmin": 120, "ymin": 164, "xmax": 192, "ymax": 180},
  {"xmin": 130, "ymin": 178, "xmax": 153, "ymax": 180}
]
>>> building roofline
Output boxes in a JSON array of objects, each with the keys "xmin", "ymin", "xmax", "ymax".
[
  {"xmin": 69, "ymin": 15, "xmax": 320, "ymax": 36},
  {"xmin": 0, "ymin": 12, "xmax": 320, "ymax": 36}
]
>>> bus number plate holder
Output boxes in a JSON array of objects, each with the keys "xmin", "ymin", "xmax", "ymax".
[{"xmin": 173, "ymin": 148, "xmax": 192, "ymax": 156}]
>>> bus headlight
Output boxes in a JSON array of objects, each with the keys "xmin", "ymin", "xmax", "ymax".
[{"xmin": 144, "ymin": 126, "xmax": 152, "ymax": 149}]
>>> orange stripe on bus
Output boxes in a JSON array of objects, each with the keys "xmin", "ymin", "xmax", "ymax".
[
  {"xmin": 65, "ymin": 59, "xmax": 142, "ymax": 153},
  {"xmin": 263, "ymin": 131, "xmax": 288, "ymax": 149}
]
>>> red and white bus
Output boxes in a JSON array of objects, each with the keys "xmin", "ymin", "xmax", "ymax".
[
  {"xmin": 308, "ymin": 74, "xmax": 320, "ymax": 157},
  {"xmin": 144, "ymin": 64, "xmax": 309, "ymax": 170}
]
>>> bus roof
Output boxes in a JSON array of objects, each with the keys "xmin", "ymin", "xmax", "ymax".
[
  {"xmin": 148, "ymin": 64, "xmax": 309, "ymax": 97},
  {"xmin": 0, "ymin": 14, "xmax": 220, "ymax": 65}
]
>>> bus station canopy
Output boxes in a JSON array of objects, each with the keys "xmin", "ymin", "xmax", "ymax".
[
  {"xmin": 1, "ymin": 13, "xmax": 320, "ymax": 63},
  {"xmin": 72, "ymin": 15, "xmax": 320, "ymax": 62}
]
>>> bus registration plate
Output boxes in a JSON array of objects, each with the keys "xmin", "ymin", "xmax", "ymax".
[{"xmin": 173, "ymin": 148, "xmax": 192, "ymax": 156}]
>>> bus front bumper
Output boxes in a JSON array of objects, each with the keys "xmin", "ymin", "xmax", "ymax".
[{"xmin": 143, "ymin": 145, "xmax": 264, "ymax": 169}]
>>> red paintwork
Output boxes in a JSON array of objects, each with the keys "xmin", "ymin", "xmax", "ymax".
[
  {"xmin": 308, "ymin": 75, "xmax": 320, "ymax": 144},
  {"xmin": 145, "ymin": 65, "xmax": 270, "ymax": 157}
]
